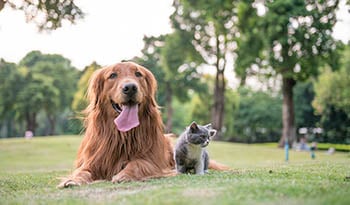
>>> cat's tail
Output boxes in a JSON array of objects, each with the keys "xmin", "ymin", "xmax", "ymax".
[{"xmin": 209, "ymin": 160, "xmax": 231, "ymax": 171}]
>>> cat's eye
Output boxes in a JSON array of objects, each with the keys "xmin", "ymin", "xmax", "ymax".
[
  {"xmin": 135, "ymin": 71, "xmax": 142, "ymax": 77},
  {"xmin": 109, "ymin": 73, "xmax": 117, "ymax": 79}
]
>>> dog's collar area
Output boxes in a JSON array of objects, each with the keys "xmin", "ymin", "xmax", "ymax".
[{"xmin": 111, "ymin": 101, "xmax": 122, "ymax": 113}]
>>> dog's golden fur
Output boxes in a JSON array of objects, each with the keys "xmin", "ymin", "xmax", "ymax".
[
  {"xmin": 58, "ymin": 62, "xmax": 175, "ymax": 188},
  {"xmin": 58, "ymin": 62, "xmax": 229, "ymax": 188}
]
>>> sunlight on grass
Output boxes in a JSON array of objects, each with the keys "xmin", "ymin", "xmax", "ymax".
[
  {"xmin": 207, "ymin": 141, "xmax": 349, "ymax": 169},
  {"xmin": 0, "ymin": 136, "xmax": 349, "ymax": 205},
  {"xmin": 0, "ymin": 135, "xmax": 81, "ymax": 172}
]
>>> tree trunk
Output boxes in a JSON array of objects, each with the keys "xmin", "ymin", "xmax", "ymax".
[
  {"xmin": 165, "ymin": 82, "xmax": 173, "ymax": 133},
  {"xmin": 0, "ymin": 0, "xmax": 5, "ymax": 12},
  {"xmin": 211, "ymin": 35, "xmax": 226, "ymax": 140},
  {"xmin": 211, "ymin": 69, "xmax": 225, "ymax": 140},
  {"xmin": 6, "ymin": 118, "xmax": 14, "ymax": 138},
  {"xmin": 278, "ymin": 77, "xmax": 296, "ymax": 147},
  {"xmin": 26, "ymin": 112, "xmax": 37, "ymax": 134},
  {"xmin": 47, "ymin": 115, "xmax": 56, "ymax": 135}
]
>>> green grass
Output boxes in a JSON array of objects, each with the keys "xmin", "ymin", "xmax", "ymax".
[
  {"xmin": 261, "ymin": 142, "xmax": 350, "ymax": 152},
  {"xmin": 1, "ymin": 136, "xmax": 349, "ymax": 205},
  {"xmin": 316, "ymin": 143, "xmax": 350, "ymax": 152}
]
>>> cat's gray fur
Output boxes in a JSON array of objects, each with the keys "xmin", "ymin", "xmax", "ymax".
[{"xmin": 174, "ymin": 122, "xmax": 217, "ymax": 175}]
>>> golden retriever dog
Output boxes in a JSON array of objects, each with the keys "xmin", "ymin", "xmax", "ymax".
[
  {"xmin": 58, "ymin": 62, "xmax": 228, "ymax": 188},
  {"xmin": 58, "ymin": 62, "xmax": 175, "ymax": 188}
]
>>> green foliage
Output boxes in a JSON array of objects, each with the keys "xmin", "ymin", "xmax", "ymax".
[
  {"xmin": 222, "ymin": 88, "xmax": 240, "ymax": 139},
  {"xmin": 293, "ymin": 81, "xmax": 320, "ymax": 129},
  {"xmin": 1, "ymin": 0, "xmax": 84, "ymax": 31},
  {"xmin": 0, "ymin": 51, "xmax": 79, "ymax": 136},
  {"xmin": 72, "ymin": 62, "xmax": 101, "ymax": 113},
  {"xmin": 189, "ymin": 75, "xmax": 239, "ymax": 139},
  {"xmin": 1, "ymin": 1, "xmax": 349, "ymax": 144},
  {"xmin": 313, "ymin": 44, "xmax": 350, "ymax": 115},
  {"xmin": 0, "ymin": 59, "xmax": 18, "ymax": 119},
  {"xmin": 235, "ymin": 0, "xmax": 342, "ymax": 145},
  {"xmin": 317, "ymin": 106, "xmax": 350, "ymax": 144},
  {"xmin": 232, "ymin": 87, "xmax": 282, "ymax": 143},
  {"xmin": 263, "ymin": 0, "xmax": 340, "ymax": 78},
  {"xmin": 19, "ymin": 51, "xmax": 79, "ymax": 112},
  {"xmin": 170, "ymin": 98, "xmax": 194, "ymax": 135},
  {"xmin": 0, "ymin": 59, "xmax": 21, "ymax": 137},
  {"xmin": 0, "ymin": 136, "xmax": 350, "ymax": 204},
  {"xmin": 235, "ymin": 0, "xmax": 264, "ymax": 82},
  {"xmin": 69, "ymin": 62, "xmax": 101, "ymax": 138},
  {"xmin": 236, "ymin": 0, "xmax": 343, "ymax": 81},
  {"xmin": 313, "ymin": 44, "xmax": 350, "ymax": 144},
  {"xmin": 134, "ymin": 33, "xmax": 207, "ymax": 132},
  {"xmin": 133, "ymin": 35, "xmax": 167, "ymax": 105},
  {"xmin": 14, "ymin": 66, "xmax": 60, "ymax": 125},
  {"xmin": 189, "ymin": 74, "xmax": 216, "ymax": 123},
  {"xmin": 161, "ymin": 31, "xmax": 205, "ymax": 102},
  {"xmin": 171, "ymin": 0, "xmax": 237, "ymax": 134}
]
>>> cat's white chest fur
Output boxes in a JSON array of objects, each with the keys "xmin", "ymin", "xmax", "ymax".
[{"xmin": 187, "ymin": 144, "xmax": 203, "ymax": 159}]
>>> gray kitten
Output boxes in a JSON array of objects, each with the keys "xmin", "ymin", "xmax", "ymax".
[{"xmin": 174, "ymin": 122, "xmax": 217, "ymax": 175}]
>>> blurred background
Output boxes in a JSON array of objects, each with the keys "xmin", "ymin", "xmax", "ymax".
[{"xmin": 0, "ymin": 0, "xmax": 349, "ymax": 147}]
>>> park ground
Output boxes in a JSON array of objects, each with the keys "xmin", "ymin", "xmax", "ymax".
[{"xmin": 0, "ymin": 136, "xmax": 349, "ymax": 205}]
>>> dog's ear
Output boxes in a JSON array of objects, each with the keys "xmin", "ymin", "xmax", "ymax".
[
  {"xmin": 141, "ymin": 65, "xmax": 158, "ymax": 105},
  {"xmin": 87, "ymin": 68, "xmax": 104, "ymax": 107}
]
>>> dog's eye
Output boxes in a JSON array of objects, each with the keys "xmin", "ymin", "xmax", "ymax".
[
  {"xmin": 135, "ymin": 71, "xmax": 142, "ymax": 77},
  {"xmin": 109, "ymin": 73, "xmax": 117, "ymax": 79}
]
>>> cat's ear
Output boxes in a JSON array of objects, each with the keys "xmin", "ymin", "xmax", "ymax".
[
  {"xmin": 189, "ymin": 121, "xmax": 199, "ymax": 132},
  {"xmin": 204, "ymin": 123, "xmax": 212, "ymax": 129},
  {"xmin": 209, "ymin": 129, "xmax": 217, "ymax": 138}
]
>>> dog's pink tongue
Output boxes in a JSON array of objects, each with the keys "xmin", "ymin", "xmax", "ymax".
[{"xmin": 114, "ymin": 104, "xmax": 140, "ymax": 132}]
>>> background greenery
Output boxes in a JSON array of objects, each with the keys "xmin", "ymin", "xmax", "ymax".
[{"xmin": 1, "ymin": 0, "xmax": 350, "ymax": 145}]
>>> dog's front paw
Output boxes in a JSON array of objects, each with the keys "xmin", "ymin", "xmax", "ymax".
[
  {"xmin": 112, "ymin": 172, "xmax": 133, "ymax": 183},
  {"xmin": 57, "ymin": 179, "xmax": 80, "ymax": 189}
]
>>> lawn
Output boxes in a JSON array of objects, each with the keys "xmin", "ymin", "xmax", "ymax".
[{"xmin": 0, "ymin": 136, "xmax": 349, "ymax": 205}]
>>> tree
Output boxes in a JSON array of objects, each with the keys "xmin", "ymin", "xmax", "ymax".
[
  {"xmin": 190, "ymin": 74, "xmax": 239, "ymax": 140},
  {"xmin": 72, "ymin": 62, "xmax": 101, "ymax": 113},
  {"xmin": 0, "ymin": 0, "xmax": 84, "ymax": 31},
  {"xmin": 312, "ymin": 43, "xmax": 350, "ymax": 143},
  {"xmin": 235, "ymin": 0, "xmax": 265, "ymax": 85},
  {"xmin": 15, "ymin": 67, "xmax": 59, "ymax": 133},
  {"xmin": 70, "ymin": 62, "xmax": 100, "ymax": 134},
  {"xmin": 294, "ymin": 81, "xmax": 320, "ymax": 129},
  {"xmin": 313, "ymin": 43, "xmax": 350, "ymax": 115},
  {"xmin": 170, "ymin": 0, "xmax": 237, "ymax": 138},
  {"xmin": 0, "ymin": 59, "xmax": 21, "ymax": 137},
  {"xmin": 16, "ymin": 51, "xmax": 79, "ymax": 135},
  {"xmin": 134, "ymin": 34, "xmax": 206, "ymax": 133},
  {"xmin": 132, "ymin": 35, "xmax": 167, "ymax": 105},
  {"xmin": 232, "ymin": 87, "xmax": 282, "ymax": 143},
  {"xmin": 235, "ymin": 0, "xmax": 342, "ymax": 146},
  {"xmin": 160, "ymin": 31, "xmax": 205, "ymax": 132}
]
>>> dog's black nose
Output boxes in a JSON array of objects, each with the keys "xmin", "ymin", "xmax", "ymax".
[{"xmin": 122, "ymin": 83, "xmax": 138, "ymax": 96}]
